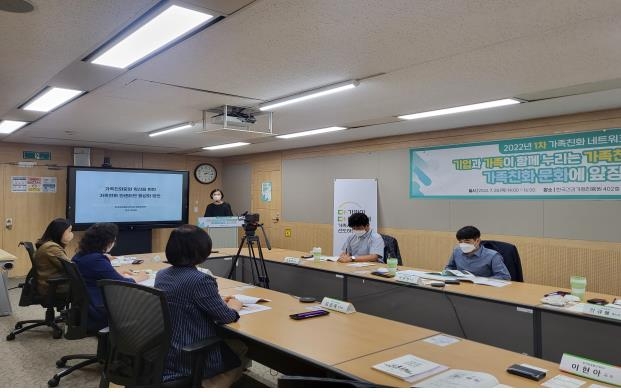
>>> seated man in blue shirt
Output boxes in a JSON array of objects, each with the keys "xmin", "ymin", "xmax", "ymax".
[
  {"xmin": 445, "ymin": 226, "xmax": 511, "ymax": 280},
  {"xmin": 337, "ymin": 212, "xmax": 385, "ymax": 263}
]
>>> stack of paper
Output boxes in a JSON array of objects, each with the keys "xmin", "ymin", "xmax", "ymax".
[
  {"xmin": 372, "ymin": 354, "xmax": 448, "ymax": 383},
  {"xmin": 411, "ymin": 270, "xmax": 511, "ymax": 287},
  {"xmin": 233, "ymin": 294, "xmax": 270, "ymax": 304},
  {"xmin": 232, "ymin": 294, "xmax": 271, "ymax": 316},
  {"xmin": 110, "ymin": 256, "xmax": 139, "ymax": 267}
]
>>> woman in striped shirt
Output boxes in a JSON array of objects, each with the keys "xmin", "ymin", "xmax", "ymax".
[{"xmin": 155, "ymin": 224, "xmax": 246, "ymax": 387}]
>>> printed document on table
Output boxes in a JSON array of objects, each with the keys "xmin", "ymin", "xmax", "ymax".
[
  {"xmin": 422, "ymin": 270, "xmax": 511, "ymax": 287},
  {"xmin": 238, "ymin": 303, "xmax": 271, "ymax": 316},
  {"xmin": 474, "ymin": 278, "xmax": 512, "ymax": 287},
  {"xmin": 233, "ymin": 294, "xmax": 270, "ymax": 305},
  {"xmin": 423, "ymin": 334, "xmax": 460, "ymax": 347},
  {"xmin": 372, "ymin": 354, "xmax": 445, "ymax": 382},
  {"xmin": 414, "ymin": 369, "xmax": 500, "ymax": 388},
  {"xmin": 110, "ymin": 256, "xmax": 138, "ymax": 267},
  {"xmin": 140, "ymin": 277, "xmax": 156, "ymax": 288},
  {"xmin": 138, "ymin": 270, "xmax": 157, "ymax": 288},
  {"xmin": 542, "ymin": 374, "xmax": 586, "ymax": 388}
]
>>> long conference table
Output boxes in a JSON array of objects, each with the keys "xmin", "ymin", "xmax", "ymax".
[
  {"xmin": 203, "ymin": 247, "xmax": 620, "ymax": 366},
  {"xmin": 116, "ymin": 250, "xmax": 615, "ymax": 387}
]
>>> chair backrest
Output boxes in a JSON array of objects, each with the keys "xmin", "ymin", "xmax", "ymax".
[
  {"xmin": 98, "ymin": 280, "xmax": 171, "ymax": 387},
  {"xmin": 17, "ymin": 241, "xmax": 38, "ymax": 307},
  {"xmin": 278, "ymin": 375, "xmax": 382, "ymax": 388},
  {"xmin": 19, "ymin": 241, "xmax": 36, "ymax": 264},
  {"xmin": 480, "ymin": 240, "xmax": 524, "ymax": 282},
  {"xmin": 58, "ymin": 258, "xmax": 90, "ymax": 339},
  {"xmin": 379, "ymin": 234, "xmax": 403, "ymax": 266}
]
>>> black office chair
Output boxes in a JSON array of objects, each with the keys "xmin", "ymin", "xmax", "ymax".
[
  {"xmin": 481, "ymin": 240, "xmax": 524, "ymax": 282},
  {"xmin": 379, "ymin": 234, "xmax": 403, "ymax": 265},
  {"xmin": 48, "ymin": 258, "xmax": 105, "ymax": 387},
  {"xmin": 97, "ymin": 280, "xmax": 222, "ymax": 387},
  {"xmin": 278, "ymin": 375, "xmax": 382, "ymax": 387},
  {"xmin": 6, "ymin": 241, "xmax": 66, "ymax": 340}
]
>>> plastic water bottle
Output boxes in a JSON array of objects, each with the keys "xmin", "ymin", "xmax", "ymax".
[
  {"xmin": 387, "ymin": 257, "xmax": 398, "ymax": 276},
  {"xmin": 312, "ymin": 247, "xmax": 322, "ymax": 262}
]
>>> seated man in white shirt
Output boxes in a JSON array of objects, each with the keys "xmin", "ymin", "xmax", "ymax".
[{"xmin": 337, "ymin": 212, "xmax": 385, "ymax": 263}]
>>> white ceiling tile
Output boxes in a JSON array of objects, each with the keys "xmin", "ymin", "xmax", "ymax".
[{"xmin": 3, "ymin": 0, "xmax": 621, "ymax": 154}]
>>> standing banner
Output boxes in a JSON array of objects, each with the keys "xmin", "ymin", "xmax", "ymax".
[
  {"xmin": 410, "ymin": 128, "xmax": 621, "ymax": 199},
  {"xmin": 333, "ymin": 179, "xmax": 378, "ymax": 255}
]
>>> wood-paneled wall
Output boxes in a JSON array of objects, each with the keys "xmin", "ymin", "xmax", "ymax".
[
  {"xmin": 225, "ymin": 107, "xmax": 621, "ymax": 296},
  {"xmin": 0, "ymin": 143, "xmax": 218, "ymax": 277}
]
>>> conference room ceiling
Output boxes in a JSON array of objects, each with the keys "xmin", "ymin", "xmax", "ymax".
[{"xmin": 2, "ymin": 0, "xmax": 621, "ymax": 157}]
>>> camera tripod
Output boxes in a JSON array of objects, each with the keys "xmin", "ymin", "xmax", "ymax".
[{"xmin": 228, "ymin": 224, "xmax": 272, "ymax": 288}]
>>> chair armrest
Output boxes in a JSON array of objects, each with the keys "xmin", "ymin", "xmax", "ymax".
[
  {"xmin": 181, "ymin": 336, "xmax": 221, "ymax": 354},
  {"xmin": 182, "ymin": 337, "xmax": 222, "ymax": 387},
  {"xmin": 98, "ymin": 327, "xmax": 109, "ymax": 338},
  {"xmin": 96, "ymin": 327, "xmax": 110, "ymax": 363},
  {"xmin": 47, "ymin": 276, "xmax": 69, "ymax": 284},
  {"xmin": 46, "ymin": 277, "xmax": 69, "ymax": 304},
  {"xmin": 96, "ymin": 327, "xmax": 110, "ymax": 387}
]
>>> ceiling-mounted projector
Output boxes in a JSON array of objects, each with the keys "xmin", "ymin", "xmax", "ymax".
[
  {"xmin": 210, "ymin": 106, "xmax": 256, "ymax": 125},
  {"xmin": 210, "ymin": 114, "xmax": 255, "ymax": 125},
  {"xmin": 201, "ymin": 104, "xmax": 273, "ymax": 135}
]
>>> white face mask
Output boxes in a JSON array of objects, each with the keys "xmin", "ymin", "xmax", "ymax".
[
  {"xmin": 352, "ymin": 230, "xmax": 366, "ymax": 237},
  {"xmin": 107, "ymin": 241, "xmax": 116, "ymax": 253},
  {"xmin": 213, "ymin": 195, "xmax": 222, "ymax": 201},
  {"xmin": 459, "ymin": 243, "xmax": 476, "ymax": 253}
]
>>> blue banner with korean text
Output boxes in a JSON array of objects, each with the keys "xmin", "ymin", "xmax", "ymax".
[{"xmin": 410, "ymin": 129, "xmax": 621, "ymax": 199}]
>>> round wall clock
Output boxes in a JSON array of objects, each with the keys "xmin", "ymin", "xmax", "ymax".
[{"xmin": 194, "ymin": 163, "xmax": 217, "ymax": 184}]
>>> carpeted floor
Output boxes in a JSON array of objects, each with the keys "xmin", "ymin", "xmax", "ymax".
[{"xmin": 1, "ymin": 277, "xmax": 279, "ymax": 388}]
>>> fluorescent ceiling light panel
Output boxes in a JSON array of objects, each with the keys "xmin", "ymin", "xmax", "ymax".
[
  {"xmin": 0, "ymin": 120, "xmax": 28, "ymax": 134},
  {"xmin": 259, "ymin": 80, "xmax": 359, "ymax": 111},
  {"xmin": 148, "ymin": 122, "xmax": 193, "ymax": 137},
  {"xmin": 91, "ymin": 5, "xmax": 213, "ymax": 69},
  {"xmin": 23, "ymin": 87, "xmax": 83, "ymax": 112},
  {"xmin": 276, "ymin": 126, "xmax": 346, "ymax": 139},
  {"xmin": 398, "ymin": 98, "xmax": 521, "ymax": 120},
  {"xmin": 202, "ymin": 142, "xmax": 250, "ymax": 150}
]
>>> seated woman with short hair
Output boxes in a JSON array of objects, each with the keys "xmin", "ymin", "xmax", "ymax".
[
  {"xmin": 72, "ymin": 223, "xmax": 147, "ymax": 332},
  {"xmin": 155, "ymin": 224, "xmax": 246, "ymax": 387}
]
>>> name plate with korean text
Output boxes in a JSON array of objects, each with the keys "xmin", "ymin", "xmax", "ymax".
[
  {"xmin": 283, "ymin": 257, "xmax": 301, "ymax": 265},
  {"xmin": 320, "ymin": 297, "xmax": 356, "ymax": 314},
  {"xmin": 395, "ymin": 270, "xmax": 422, "ymax": 285},
  {"xmin": 559, "ymin": 353, "xmax": 620, "ymax": 386},
  {"xmin": 582, "ymin": 304, "xmax": 621, "ymax": 321}
]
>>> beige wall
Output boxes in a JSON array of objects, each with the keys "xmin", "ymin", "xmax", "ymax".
[
  {"xmin": 0, "ymin": 144, "xmax": 218, "ymax": 277},
  {"xmin": 225, "ymin": 108, "xmax": 621, "ymax": 296},
  {"xmin": 3, "ymin": 107, "xmax": 621, "ymax": 295}
]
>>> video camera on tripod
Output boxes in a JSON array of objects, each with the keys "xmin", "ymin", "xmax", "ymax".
[
  {"xmin": 230, "ymin": 212, "xmax": 272, "ymax": 288},
  {"xmin": 240, "ymin": 212, "xmax": 261, "ymax": 235}
]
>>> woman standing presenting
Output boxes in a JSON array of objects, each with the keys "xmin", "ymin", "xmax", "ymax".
[{"xmin": 204, "ymin": 189, "xmax": 233, "ymax": 217}]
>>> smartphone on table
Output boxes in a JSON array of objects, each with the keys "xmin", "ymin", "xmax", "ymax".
[{"xmin": 289, "ymin": 309, "xmax": 329, "ymax": 320}]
